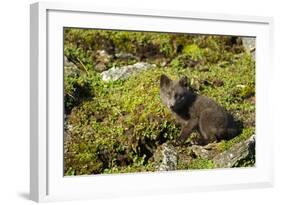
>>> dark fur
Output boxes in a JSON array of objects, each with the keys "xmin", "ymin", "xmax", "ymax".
[{"xmin": 160, "ymin": 74, "xmax": 239, "ymax": 145}]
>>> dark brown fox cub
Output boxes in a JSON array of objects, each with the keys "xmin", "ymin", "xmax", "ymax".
[{"xmin": 160, "ymin": 74, "xmax": 238, "ymax": 145}]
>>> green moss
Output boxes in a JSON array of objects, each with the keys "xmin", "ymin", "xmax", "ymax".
[
  {"xmin": 178, "ymin": 158, "xmax": 215, "ymax": 170},
  {"xmin": 182, "ymin": 44, "xmax": 203, "ymax": 60},
  {"xmin": 217, "ymin": 127, "xmax": 255, "ymax": 152},
  {"xmin": 63, "ymin": 28, "xmax": 255, "ymax": 175},
  {"xmin": 190, "ymin": 158, "xmax": 215, "ymax": 169}
]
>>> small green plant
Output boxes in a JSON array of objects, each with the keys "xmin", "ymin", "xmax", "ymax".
[
  {"xmin": 188, "ymin": 158, "xmax": 215, "ymax": 169},
  {"xmin": 182, "ymin": 44, "xmax": 203, "ymax": 60}
]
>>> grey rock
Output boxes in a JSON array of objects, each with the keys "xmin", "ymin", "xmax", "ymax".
[
  {"xmin": 154, "ymin": 143, "xmax": 178, "ymax": 171},
  {"xmin": 191, "ymin": 143, "xmax": 220, "ymax": 160},
  {"xmin": 213, "ymin": 135, "xmax": 255, "ymax": 168},
  {"xmin": 64, "ymin": 56, "xmax": 75, "ymax": 67},
  {"xmin": 101, "ymin": 62, "xmax": 156, "ymax": 81},
  {"xmin": 115, "ymin": 52, "xmax": 136, "ymax": 60},
  {"xmin": 96, "ymin": 50, "xmax": 112, "ymax": 63},
  {"xmin": 95, "ymin": 63, "xmax": 108, "ymax": 72},
  {"xmin": 94, "ymin": 50, "xmax": 113, "ymax": 72},
  {"xmin": 64, "ymin": 56, "xmax": 81, "ymax": 76},
  {"xmin": 241, "ymin": 37, "xmax": 256, "ymax": 60}
]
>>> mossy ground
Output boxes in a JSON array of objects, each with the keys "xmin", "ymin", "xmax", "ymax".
[{"xmin": 64, "ymin": 28, "xmax": 255, "ymax": 176}]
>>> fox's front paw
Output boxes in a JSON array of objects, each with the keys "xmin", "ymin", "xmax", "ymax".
[{"xmin": 175, "ymin": 136, "xmax": 186, "ymax": 145}]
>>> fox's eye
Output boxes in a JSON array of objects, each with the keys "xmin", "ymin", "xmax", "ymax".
[{"xmin": 175, "ymin": 94, "xmax": 184, "ymax": 100}]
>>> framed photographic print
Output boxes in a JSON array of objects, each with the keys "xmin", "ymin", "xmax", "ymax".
[{"xmin": 30, "ymin": 2, "xmax": 274, "ymax": 202}]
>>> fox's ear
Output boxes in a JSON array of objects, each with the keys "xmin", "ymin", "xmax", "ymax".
[
  {"xmin": 160, "ymin": 74, "xmax": 171, "ymax": 88},
  {"xmin": 179, "ymin": 76, "xmax": 188, "ymax": 87}
]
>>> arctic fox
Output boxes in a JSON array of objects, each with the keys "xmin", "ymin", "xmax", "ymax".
[{"xmin": 160, "ymin": 74, "xmax": 238, "ymax": 145}]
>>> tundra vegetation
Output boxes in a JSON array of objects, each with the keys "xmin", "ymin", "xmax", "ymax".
[{"xmin": 63, "ymin": 28, "xmax": 255, "ymax": 176}]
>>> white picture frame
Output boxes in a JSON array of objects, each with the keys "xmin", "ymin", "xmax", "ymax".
[{"xmin": 30, "ymin": 1, "xmax": 274, "ymax": 202}]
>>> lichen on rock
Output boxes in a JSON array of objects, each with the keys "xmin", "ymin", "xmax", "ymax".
[
  {"xmin": 153, "ymin": 142, "xmax": 178, "ymax": 171},
  {"xmin": 213, "ymin": 135, "xmax": 255, "ymax": 168},
  {"xmin": 101, "ymin": 62, "xmax": 156, "ymax": 81}
]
